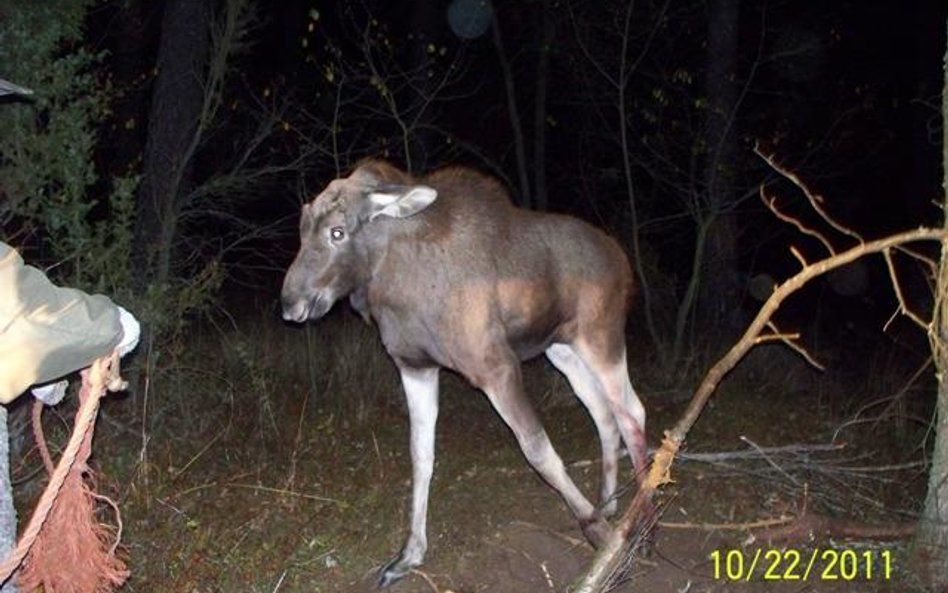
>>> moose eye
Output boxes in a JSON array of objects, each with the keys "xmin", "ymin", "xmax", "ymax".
[{"xmin": 329, "ymin": 226, "xmax": 345, "ymax": 241}]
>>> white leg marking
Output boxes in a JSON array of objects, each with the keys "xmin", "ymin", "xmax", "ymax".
[
  {"xmin": 603, "ymin": 356, "xmax": 647, "ymax": 474},
  {"xmin": 379, "ymin": 366, "xmax": 439, "ymax": 586},
  {"xmin": 546, "ymin": 343, "xmax": 621, "ymax": 515},
  {"xmin": 573, "ymin": 343, "xmax": 647, "ymax": 476}
]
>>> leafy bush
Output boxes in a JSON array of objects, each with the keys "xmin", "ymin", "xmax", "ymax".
[{"xmin": 0, "ymin": 0, "xmax": 138, "ymax": 295}]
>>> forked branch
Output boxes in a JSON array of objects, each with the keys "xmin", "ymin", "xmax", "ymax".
[
  {"xmin": 754, "ymin": 144, "xmax": 864, "ymax": 245},
  {"xmin": 672, "ymin": 227, "xmax": 944, "ymax": 470}
]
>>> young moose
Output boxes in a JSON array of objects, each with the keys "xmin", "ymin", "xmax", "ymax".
[{"xmin": 281, "ymin": 160, "xmax": 647, "ymax": 587}]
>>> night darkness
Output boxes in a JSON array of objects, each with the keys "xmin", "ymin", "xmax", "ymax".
[
  {"xmin": 89, "ymin": 1, "xmax": 948, "ymax": 300},
  {"xmin": 88, "ymin": 4, "xmax": 947, "ymax": 230},
  {"xmin": 4, "ymin": 0, "xmax": 948, "ymax": 590}
]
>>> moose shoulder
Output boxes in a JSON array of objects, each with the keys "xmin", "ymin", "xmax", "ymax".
[{"xmin": 281, "ymin": 159, "xmax": 647, "ymax": 587}]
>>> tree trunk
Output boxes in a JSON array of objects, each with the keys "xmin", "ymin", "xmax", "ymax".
[
  {"xmin": 491, "ymin": 6, "xmax": 531, "ymax": 208},
  {"xmin": 133, "ymin": 0, "xmax": 212, "ymax": 290},
  {"xmin": 913, "ymin": 19, "xmax": 948, "ymax": 590},
  {"xmin": 102, "ymin": 1, "xmax": 153, "ymax": 181},
  {"xmin": 532, "ymin": 0, "xmax": 555, "ymax": 212},
  {"xmin": 697, "ymin": 0, "xmax": 741, "ymax": 328}
]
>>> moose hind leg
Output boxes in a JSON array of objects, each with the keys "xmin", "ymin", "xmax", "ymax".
[
  {"xmin": 478, "ymin": 354, "xmax": 613, "ymax": 548},
  {"xmin": 378, "ymin": 366, "xmax": 440, "ymax": 588},
  {"xmin": 577, "ymin": 343, "xmax": 648, "ymax": 479},
  {"xmin": 545, "ymin": 343, "xmax": 621, "ymax": 516},
  {"xmin": 611, "ymin": 361, "xmax": 648, "ymax": 477}
]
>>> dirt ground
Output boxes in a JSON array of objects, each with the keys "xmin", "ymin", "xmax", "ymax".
[
  {"xmin": 89, "ymin": 362, "xmax": 929, "ymax": 592},
  {"xmin": 300, "ymin": 395, "xmax": 921, "ymax": 593},
  {"xmin": 15, "ymin": 314, "xmax": 933, "ymax": 593}
]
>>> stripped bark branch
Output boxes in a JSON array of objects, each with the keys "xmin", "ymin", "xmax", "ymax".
[{"xmin": 573, "ymin": 176, "xmax": 947, "ymax": 593}]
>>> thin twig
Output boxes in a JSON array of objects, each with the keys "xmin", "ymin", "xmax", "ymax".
[
  {"xmin": 660, "ymin": 515, "xmax": 794, "ymax": 531},
  {"xmin": 757, "ymin": 321, "xmax": 826, "ymax": 370},
  {"xmin": 789, "ymin": 245, "xmax": 808, "ymax": 268},
  {"xmin": 754, "ymin": 330, "xmax": 801, "ymax": 344},
  {"xmin": 661, "ymin": 226, "xmax": 948, "ymax": 457},
  {"xmin": 835, "ymin": 461, "xmax": 927, "ymax": 473},
  {"xmin": 894, "ymin": 244, "xmax": 938, "ymax": 275},
  {"xmin": 876, "ymin": 355, "xmax": 934, "ymax": 428},
  {"xmin": 740, "ymin": 436, "xmax": 801, "ymax": 486},
  {"xmin": 226, "ymin": 483, "xmax": 345, "ymax": 505},
  {"xmin": 170, "ymin": 412, "xmax": 231, "ymax": 482},
  {"xmin": 754, "ymin": 144, "xmax": 863, "ymax": 244},
  {"xmin": 285, "ymin": 378, "xmax": 311, "ymax": 492},
  {"xmin": 678, "ymin": 443, "xmax": 845, "ymax": 461},
  {"xmin": 761, "ymin": 187, "xmax": 835, "ymax": 256},
  {"xmin": 511, "ymin": 520, "xmax": 586, "ymax": 548},
  {"xmin": 569, "ymin": 442, "xmax": 846, "ymax": 468},
  {"xmin": 409, "ymin": 568, "xmax": 441, "ymax": 593},
  {"xmin": 371, "ymin": 430, "xmax": 384, "ymax": 482},
  {"xmin": 883, "ymin": 247, "xmax": 931, "ymax": 330},
  {"xmin": 90, "ymin": 492, "xmax": 124, "ymax": 556},
  {"xmin": 270, "ymin": 570, "xmax": 288, "ymax": 593}
]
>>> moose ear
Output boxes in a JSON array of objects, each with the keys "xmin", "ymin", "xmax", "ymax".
[{"xmin": 366, "ymin": 184, "xmax": 438, "ymax": 221}]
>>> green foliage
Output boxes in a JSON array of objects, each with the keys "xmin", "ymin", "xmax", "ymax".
[
  {"xmin": 136, "ymin": 260, "xmax": 225, "ymax": 354},
  {"xmin": 0, "ymin": 0, "xmax": 220, "ymax": 355},
  {"xmin": 0, "ymin": 0, "xmax": 139, "ymax": 295}
]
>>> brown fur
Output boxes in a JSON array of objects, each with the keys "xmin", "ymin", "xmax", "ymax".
[{"xmin": 282, "ymin": 160, "xmax": 644, "ymax": 587}]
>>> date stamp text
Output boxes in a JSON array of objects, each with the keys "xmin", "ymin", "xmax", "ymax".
[{"xmin": 710, "ymin": 548, "xmax": 893, "ymax": 582}]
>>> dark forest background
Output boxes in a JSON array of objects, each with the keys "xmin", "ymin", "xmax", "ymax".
[{"xmin": 2, "ymin": 0, "xmax": 946, "ymax": 374}]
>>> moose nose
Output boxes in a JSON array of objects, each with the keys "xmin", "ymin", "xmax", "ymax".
[{"xmin": 281, "ymin": 297, "xmax": 309, "ymax": 323}]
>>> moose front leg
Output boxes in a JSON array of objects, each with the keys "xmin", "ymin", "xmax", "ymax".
[{"xmin": 378, "ymin": 366, "xmax": 440, "ymax": 588}]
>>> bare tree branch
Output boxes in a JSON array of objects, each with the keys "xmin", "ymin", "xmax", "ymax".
[
  {"xmin": 756, "ymin": 321, "xmax": 826, "ymax": 370},
  {"xmin": 884, "ymin": 248, "xmax": 931, "ymax": 330},
  {"xmin": 754, "ymin": 143, "xmax": 864, "ymax": 244},
  {"xmin": 761, "ymin": 186, "xmax": 835, "ymax": 256}
]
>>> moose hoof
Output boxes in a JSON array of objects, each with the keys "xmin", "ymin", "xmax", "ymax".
[
  {"xmin": 377, "ymin": 556, "xmax": 412, "ymax": 589},
  {"xmin": 581, "ymin": 515, "xmax": 615, "ymax": 549}
]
